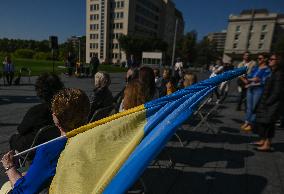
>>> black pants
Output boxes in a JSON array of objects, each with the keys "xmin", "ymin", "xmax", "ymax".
[
  {"xmin": 5, "ymin": 72, "xmax": 14, "ymax": 85},
  {"xmin": 256, "ymin": 123, "xmax": 275, "ymax": 139}
]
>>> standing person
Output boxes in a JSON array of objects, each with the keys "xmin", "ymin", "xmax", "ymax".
[
  {"xmin": 253, "ymin": 53, "xmax": 284, "ymax": 151},
  {"xmin": 1, "ymin": 88, "xmax": 90, "ymax": 194},
  {"xmin": 153, "ymin": 68, "xmax": 162, "ymax": 88},
  {"xmin": 209, "ymin": 58, "xmax": 224, "ymax": 101},
  {"xmin": 67, "ymin": 52, "xmax": 75, "ymax": 76},
  {"xmin": 90, "ymin": 54, "xmax": 100, "ymax": 77},
  {"xmin": 127, "ymin": 55, "xmax": 137, "ymax": 69},
  {"xmin": 139, "ymin": 66, "xmax": 159, "ymax": 101},
  {"xmin": 241, "ymin": 53, "xmax": 271, "ymax": 132},
  {"xmin": 3, "ymin": 56, "xmax": 15, "ymax": 86},
  {"xmin": 174, "ymin": 57, "xmax": 184, "ymax": 84},
  {"xmin": 236, "ymin": 52, "xmax": 256, "ymax": 111}
]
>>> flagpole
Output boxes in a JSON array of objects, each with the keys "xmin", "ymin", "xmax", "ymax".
[
  {"xmin": 171, "ymin": 18, "xmax": 178, "ymax": 73},
  {"xmin": 13, "ymin": 135, "xmax": 67, "ymax": 158}
]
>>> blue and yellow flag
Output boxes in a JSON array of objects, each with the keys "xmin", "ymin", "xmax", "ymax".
[{"xmin": 49, "ymin": 67, "xmax": 246, "ymax": 194}]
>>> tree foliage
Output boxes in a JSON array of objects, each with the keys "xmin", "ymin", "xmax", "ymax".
[
  {"xmin": 176, "ymin": 31, "xmax": 197, "ymax": 64},
  {"xmin": 118, "ymin": 35, "xmax": 168, "ymax": 60},
  {"xmin": 195, "ymin": 37, "xmax": 218, "ymax": 67}
]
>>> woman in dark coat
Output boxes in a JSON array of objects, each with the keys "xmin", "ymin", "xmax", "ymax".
[
  {"xmin": 9, "ymin": 73, "xmax": 64, "ymax": 153},
  {"xmin": 88, "ymin": 72, "xmax": 114, "ymax": 121},
  {"xmin": 254, "ymin": 53, "xmax": 284, "ymax": 151}
]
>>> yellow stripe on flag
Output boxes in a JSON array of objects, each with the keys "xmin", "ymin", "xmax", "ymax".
[
  {"xmin": 49, "ymin": 109, "xmax": 147, "ymax": 194},
  {"xmin": 66, "ymin": 105, "xmax": 145, "ymax": 138}
]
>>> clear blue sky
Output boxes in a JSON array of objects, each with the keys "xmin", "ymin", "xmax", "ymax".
[{"xmin": 0, "ymin": 0, "xmax": 284, "ymax": 42}]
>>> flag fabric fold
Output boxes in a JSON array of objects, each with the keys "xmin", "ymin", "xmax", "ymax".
[{"xmin": 49, "ymin": 67, "xmax": 246, "ymax": 194}]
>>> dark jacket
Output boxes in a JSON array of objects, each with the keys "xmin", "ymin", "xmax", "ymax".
[
  {"xmin": 255, "ymin": 67, "xmax": 284, "ymax": 124},
  {"xmin": 88, "ymin": 87, "xmax": 114, "ymax": 121},
  {"xmin": 9, "ymin": 103, "xmax": 60, "ymax": 152}
]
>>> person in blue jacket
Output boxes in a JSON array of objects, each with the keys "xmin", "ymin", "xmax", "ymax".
[{"xmin": 1, "ymin": 88, "xmax": 90, "ymax": 194}]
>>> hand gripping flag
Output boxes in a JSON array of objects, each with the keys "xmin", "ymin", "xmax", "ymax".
[{"xmin": 49, "ymin": 67, "xmax": 246, "ymax": 194}]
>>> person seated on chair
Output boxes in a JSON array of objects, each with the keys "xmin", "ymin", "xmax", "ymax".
[
  {"xmin": 0, "ymin": 88, "xmax": 90, "ymax": 194},
  {"xmin": 9, "ymin": 73, "xmax": 64, "ymax": 156},
  {"xmin": 122, "ymin": 79, "xmax": 146, "ymax": 111},
  {"xmin": 88, "ymin": 72, "xmax": 114, "ymax": 121}
]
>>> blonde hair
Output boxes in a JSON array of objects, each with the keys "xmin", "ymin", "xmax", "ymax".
[{"xmin": 52, "ymin": 88, "xmax": 90, "ymax": 132}]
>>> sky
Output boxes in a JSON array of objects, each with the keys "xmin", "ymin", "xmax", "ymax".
[{"xmin": 0, "ymin": 0, "xmax": 284, "ymax": 42}]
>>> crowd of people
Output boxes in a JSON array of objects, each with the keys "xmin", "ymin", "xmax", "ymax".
[{"xmin": 1, "ymin": 51, "xmax": 283, "ymax": 192}]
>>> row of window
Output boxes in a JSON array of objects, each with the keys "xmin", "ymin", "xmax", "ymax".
[
  {"xmin": 137, "ymin": 0, "xmax": 159, "ymax": 12},
  {"xmin": 90, "ymin": 33, "xmax": 99, "ymax": 39},
  {"xmin": 90, "ymin": 52, "xmax": 98, "ymax": 58},
  {"xmin": 136, "ymin": 4, "xmax": 159, "ymax": 22},
  {"xmin": 110, "ymin": 1, "xmax": 125, "ymax": 9},
  {"xmin": 110, "ymin": 12, "xmax": 124, "ymax": 19},
  {"xmin": 112, "ymin": 33, "xmax": 122, "ymax": 39},
  {"xmin": 135, "ymin": 15, "xmax": 158, "ymax": 30},
  {"xmin": 235, "ymin": 24, "xmax": 267, "ymax": 32},
  {"xmin": 233, "ymin": 42, "xmax": 264, "ymax": 49},
  {"xmin": 90, "ymin": 24, "xmax": 99, "ymax": 30},
  {"xmin": 90, "ymin": 14, "xmax": 99, "ymax": 20},
  {"xmin": 110, "ymin": 43, "xmax": 119, "ymax": 49},
  {"xmin": 90, "ymin": 43, "xmax": 99, "ymax": 49},
  {"xmin": 111, "ymin": 22, "xmax": 123, "ymax": 29},
  {"xmin": 234, "ymin": 32, "xmax": 266, "ymax": 42},
  {"xmin": 135, "ymin": 25, "xmax": 157, "ymax": 37},
  {"xmin": 111, "ymin": 53, "xmax": 121, "ymax": 59},
  {"xmin": 90, "ymin": 4, "xmax": 99, "ymax": 11}
]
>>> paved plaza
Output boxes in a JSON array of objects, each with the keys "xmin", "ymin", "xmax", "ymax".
[{"xmin": 1, "ymin": 72, "xmax": 284, "ymax": 194}]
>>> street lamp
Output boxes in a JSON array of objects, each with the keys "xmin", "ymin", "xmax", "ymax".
[{"xmin": 76, "ymin": 36, "xmax": 81, "ymax": 65}]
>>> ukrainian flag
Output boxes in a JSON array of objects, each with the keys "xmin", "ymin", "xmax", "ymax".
[{"xmin": 49, "ymin": 67, "xmax": 246, "ymax": 194}]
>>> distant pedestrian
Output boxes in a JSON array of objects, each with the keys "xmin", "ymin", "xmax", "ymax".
[
  {"xmin": 67, "ymin": 52, "xmax": 75, "ymax": 76},
  {"xmin": 3, "ymin": 56, "xmax": 15, "ymax": 85},
  {"xmin": 90, "ymin": 54, "xmax": 100, "ymax": 77}
]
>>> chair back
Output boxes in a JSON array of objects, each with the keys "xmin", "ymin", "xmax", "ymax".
[{"xmin": 89, "ymin": 105, "xmax": 114, "ymax": 123}]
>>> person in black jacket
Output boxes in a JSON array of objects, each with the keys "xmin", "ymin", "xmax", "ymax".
[
  {"xmin": 9, "ymin": 73, "xmax": 64, "ymax": 154},
  {"xmin": 88, "ymin": 72, "xmax": 114, "ymax": 121},
  {"xmin": 253, "ymin": 53, "xmax": 284, "ymax": 151}
]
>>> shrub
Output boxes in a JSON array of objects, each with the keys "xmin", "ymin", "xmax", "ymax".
[{"xmin": 13, "ymin": 49, "xmax": 35, "ymax": 59}]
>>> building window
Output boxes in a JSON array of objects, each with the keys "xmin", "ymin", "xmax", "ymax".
[
  {"xmin": 250, "ymin": 25, "xmax": 254, "ymax": 32},
  {"xmin": 233, "ymin": 43, "xmax": 238, "ymax": 49},
  {"xmin": 260, "ymin": 33, "xmax": 265, "ymax": 41},
  {"xmin": 90, "ymin": 34, "xmax": 99, "ymax": 39},
  {"xmin": 258, "ymin": 43, "xmax": 263, "ymax": 49},
  {"xmin": 234, "ymin": 34, "xmax": 239, "ymax": 41},
  {"xmin": 262, "ymin": 25, "xmax": 267, "ymax": 32},
  {"xmin": 235, "ymin": 25, "xmax": 240, "ymax": 32}
]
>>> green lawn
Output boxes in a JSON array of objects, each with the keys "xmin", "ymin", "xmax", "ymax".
[{"xmin": 0, "ymin": 57, "xmax": 126, "ymax": 75}]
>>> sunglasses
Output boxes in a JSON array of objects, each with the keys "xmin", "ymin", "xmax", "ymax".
[
  {"xmin": 269, "ymin": 58, "xmax": 277, "ymax": 61},
  {"xmin": 258, "ymin": 57, "xmax": 264, "ymax": 60}
]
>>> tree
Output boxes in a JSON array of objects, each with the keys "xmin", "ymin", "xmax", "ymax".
[
  {"xmin": 118, "ymin": 35, "xmax": 168, "ymax": 60},
  {"xmin": 273, "ymin": 36, "xmax": 284, "ymax": 56},
  {"xmin": 176, "ymin": 31, "xmax": 197, "ymax": 64},
  {"xmin": 195, "ymin": 37, "xmax": 218, "ymax": 68}
]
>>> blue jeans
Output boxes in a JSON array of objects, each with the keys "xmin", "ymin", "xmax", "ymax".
[{"xmin": 245, "ymin": 87, "xmax": 263, "ymax": 124}]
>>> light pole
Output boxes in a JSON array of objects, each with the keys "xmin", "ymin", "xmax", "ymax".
[
  {"xmin": 76, "ymin": 36, "xmax": 81, "ymax": 65},
  {"xmin": 171, "ymin": 19, "xmax": 178, "ymax": 73}
]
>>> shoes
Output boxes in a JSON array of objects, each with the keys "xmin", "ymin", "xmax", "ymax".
[
  {"xmin": 240, "ymin": 123, "xmax": 248, "ymax": 129},
  {"xmin": 242, "ymin": 125, "xmax": 252, "ymax": 132}
]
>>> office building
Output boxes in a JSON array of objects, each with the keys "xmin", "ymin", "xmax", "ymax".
[{"xmin": 86, "ymin": 0, "xmax": 184, "ymax": 63}]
